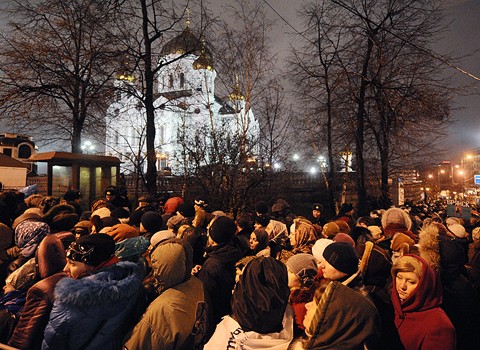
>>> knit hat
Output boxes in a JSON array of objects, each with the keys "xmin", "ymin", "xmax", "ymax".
[
  {"xmin": 209, "ymin": 216, "xmax": 236, "ymax": 244},
  {"xmin": 323, "ymin": 242, "xmax": 359, "ymax": 275},
  {"xmin": 448, "ymin": 224, "xmax": 468, "ymax": 238},
  {"xmin": 286, "ymin": 253, "xmax": 318, "ymax": 282},
  {"xmin": 334, "ymin": 233, "xmax": 355, "ymax": 247},
  {"xmin": 368, "ymin": 226, "xmax": 383, "ymax": 240},
  {"xmin": 178, "ymin": 202, "xmax": 195, "ymax": 218},
  {"xmin": 312, "ymin": 238, "xmax": 333, "ymax": 262},
  {"xmin": 322, "ymin": 222, "xmax": 340, "ymax": 238},
  {"xmin": 390, "ymin": 232, "xmax": 415, "ymax": 252},
  {"xmin": 66, "ymin": 233, "xmax": 115, "ymax": 266},
  {"xmin": 141, "ymin": 211, "xmax": 163, "ymax": 233}
]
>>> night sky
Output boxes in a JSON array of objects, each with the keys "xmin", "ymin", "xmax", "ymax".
[{"xmin": 1, "ymin": 0, "xmax": 479, "ymax": 160}]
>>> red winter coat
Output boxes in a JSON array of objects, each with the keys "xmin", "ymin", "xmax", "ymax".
[{"xmin": 391, "ymin": 255, "xmax": 456, "ymax": 350}]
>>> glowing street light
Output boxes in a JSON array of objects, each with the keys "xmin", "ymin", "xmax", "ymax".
[{"xmin": 81, "ymin": 141, "xmax": 95, "ymax": 154}]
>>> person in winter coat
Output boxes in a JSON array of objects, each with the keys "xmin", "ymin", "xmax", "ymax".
[
  {"xmin": 286, "ymin": 253, "xmax": 319, "ymax": 334},
  {"xmin": 419, "ymin": 223, "xmax": 480, "ymax": 350},
  {"xmin": 391, "ymin": 255, "xmax": 456, "ymax": 350},
  {"xmin": 8, "ymin": 235, "xmax": 67, "ymax": 350},
  {"xmin": 295, "ymin": 242, "xmax": 380, "ymax": 349},
  {"xmin": 205, "ymin": 256, "xmax": 294, "ymax": 350},
  {"xmin": 42, "ymin": 233, "xmax": 144, "ymax": 350},
  {"xmin": 124, "ymin": 238, "xmax": 205, "ymax": 349},
  {"xmin": 195, "ymin": 216, "xmax": 242, "ymax": 339}
]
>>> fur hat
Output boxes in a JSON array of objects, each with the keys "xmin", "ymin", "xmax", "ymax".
[
  {"xmin": 209, "ymin": 216, "xmax": 236, "ymax": 244},
  {"xmin": 286, "ymin": 253, "xmax": 318, "ymax": 283},
  {"xmin": 141, "ymin": 211, "xmax": 163, "ymax": 233},
  {"xmin": 312, "ymin": 238, "xmax": 333, "ymax": 262},
  {"xmin": 333, "ymin": 233, "xmax": 355, "ymax": 247},
  {"xmin": 323, "ymin": 242, "xmax": 359, "ymax": 275},
  {"xmin": 390, "ymin": 232, "xmax": 415, "ymax": 252},
  {"xmin": 66, "ymin": 233, "xmax": 115, "ymax": 266}
]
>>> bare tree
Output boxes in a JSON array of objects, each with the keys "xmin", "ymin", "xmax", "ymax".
[
  {"xmin": 291, "ymin": 0, "xmax": 453, "ymax": 214},
  {"xmin": 0, "ymin": 0, "xmax": 123, "ymax": 152}
]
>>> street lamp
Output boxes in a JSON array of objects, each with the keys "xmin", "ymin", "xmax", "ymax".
[{"xmin": 81, "ymin": 141, "xmax": 95, "ymax": 154}]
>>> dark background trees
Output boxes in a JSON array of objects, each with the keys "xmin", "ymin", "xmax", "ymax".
[{"xmin": 0, "ymin": 0, "xmax": 124, "ymax": 153}]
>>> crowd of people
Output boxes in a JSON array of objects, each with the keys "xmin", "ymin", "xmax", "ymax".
[{"xmin": 0, "ymin": 186, "xmax": 479, "ymax": 349}]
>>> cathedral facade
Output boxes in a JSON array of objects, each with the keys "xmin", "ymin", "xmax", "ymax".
[{"xmin": 105, "ymin": 25, "xmax": 259, "ymax": 174}]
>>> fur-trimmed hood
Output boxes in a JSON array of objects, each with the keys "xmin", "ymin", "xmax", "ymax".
[{"xmin": 54, "ymin": 261, "xmax": 143, "ymax": 307}]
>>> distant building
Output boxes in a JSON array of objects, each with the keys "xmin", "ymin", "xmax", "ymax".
[
  {"xmin": 105, "ymin": 23, "xmax": 259, "ymax": 174},
  {"xmin": 0, "ymin": 132, "xmax": 36, "ymax": 175}
]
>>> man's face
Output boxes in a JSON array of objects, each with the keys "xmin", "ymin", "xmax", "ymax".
[
  {"xmin": 64, "ymin": 259, "xmax": 92, "ymax": 279},
  {"xmin": 320, "ymin": 259, "xmax": 347, "ymax": 281},
  {"xmin": 312, "ymin": 209, "xmax": 321, "ymax": 218}
]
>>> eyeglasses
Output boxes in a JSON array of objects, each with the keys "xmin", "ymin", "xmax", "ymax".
[{"xmin": 66, "ymin": 242, "xmax": 94, "ymax": 263}]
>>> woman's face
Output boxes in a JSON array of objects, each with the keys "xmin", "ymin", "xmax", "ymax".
[
  {"xmin": 303, "ymin": 299, "xmax": 318, "ymax": 336},
  {"xmin": 64, "ymin": 259, "xmax": 92, "ymax": 279},
  {"xmin": 287, "ymin": 268, "xmax": 301, "ymax": 289},
  {"xmin": 320, "ymin": 259, "xmax": 347, "ymax": 281},
  {"xmin": 249, "ymin": 232, "xmax": 259, "ymax": 251},
  {"xmin": 289, "ymin": 230, "xmax": 297, "ymax": 247},
  {"xmin": 395, "ymin": 271, "xmax": 419, "ymax": 302}
]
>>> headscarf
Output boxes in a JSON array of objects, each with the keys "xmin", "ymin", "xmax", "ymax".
[
  {"xmin": 231, "ymin": 256, "xmax": 290, "ymax": 334},
  {"xmin": 293, "ymin": 221, "xmax": 317, "ymax": 254},
  {"xmin": 251, "ymin": 228, "xmax": 269, "ymax": 254},
  {"xmin": 14, "ymin": 220, "xmax": 50, "ymax": 257}
]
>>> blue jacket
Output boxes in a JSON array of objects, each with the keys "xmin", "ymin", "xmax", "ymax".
[{"xmin": 42, "ymin": 261, "xmax": 144, "ymax": 350}]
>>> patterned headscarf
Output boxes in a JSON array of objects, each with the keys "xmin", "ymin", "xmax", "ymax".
[{"xmin": 14, "ymin": 220, "xmax": 50, "ymax": 257}]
